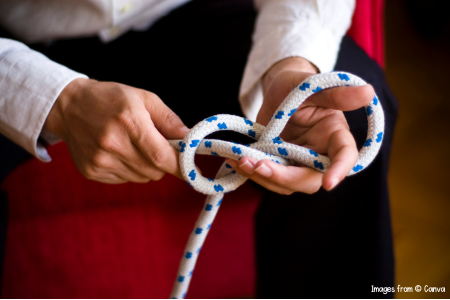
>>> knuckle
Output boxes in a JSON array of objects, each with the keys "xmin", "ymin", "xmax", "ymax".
[
  {"xmin": 276, "ymin": 174, "xmax": 288, "ymax": 185},
  {"xmin": 145, "ymin": 90, "xmax": 158, "ymax": 100},
  {"xmin": 304, "ymin": 183, "xmax": 321, "ymax": 194},
  {"xmin": 106, "ymin": 85, "xmax": 129, "ymax": 105},
  {"xmin": 140, "ymin": 90, "xmax": 159, "ymax": 106},
  {"xmin": 112, "ymin": 84, "xmax": 128, "ymax": 99},
  {"xmin": 90, "ymin": 152, "xmax": 111, "ymax": 170},
  {"xmin": 272, "ymin": 169, "xmax": 288, "ymax": 185},
  {"xmin": 117, "ymin": 111, "xmax": 146, "ymax": 143},
  {"xmin": 150, "ymin": 149, "xmax": 169, "ymax": 169},
  {"xmin": 148, "ymin": 170, "xmax": 165, "ymax": 181},
  {"xmin": 98, "ymin": 136, "xmax": 120, "ymax": 153},
  {"xmin": 164, "ymin": 110, "xmax": 179, "ymax": 125},
  {"xmin": 81, "ymin": 164, "xmax": 98, "ymax": 180},
  {"xmin": 141, "ymin": 177, "xmax": 151, "ymax": 183},
  {"xmin": 117, "ymin": 110, "xmax": 138, "ymax": 131},
  {"xmin": 280, "ymin": 189, "xmax": 294, "ymax": 196},
  {"xmin": 332, "ymin": 115, "xmax": 350, "ymax": 131}
]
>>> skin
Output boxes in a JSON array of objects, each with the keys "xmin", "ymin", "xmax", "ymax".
[
  {"xmin": 44, "ymin": 79, "xmax": 189, "ymax": 184},
  {"xmin": 225, "ymin": 57, "xmax": 375, "ymax": 194},
  {"xmin": 43, "ymin": 57, "xmax": 373, "ymax": 195}
]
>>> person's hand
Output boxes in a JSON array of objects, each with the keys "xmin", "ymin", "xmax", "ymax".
[
  {"xmin": 225, "ymin": 57, "xmax": 374, "ymax": 194},
  {"xmin": 43, "ymin": 78, "xmax": 189, "ymax": 184}
]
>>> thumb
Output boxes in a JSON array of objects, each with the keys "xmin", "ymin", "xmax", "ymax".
[
  {"xmin": 143, "ymin": 91, "xmax": 190, "ymax": 139},
  {"xmin": 305, "ymin": 84, "xmax": 375, "ymax": 111},
  {"xmin": 256, "ymin": 100, "xmax": 274, "ymax": 126}
]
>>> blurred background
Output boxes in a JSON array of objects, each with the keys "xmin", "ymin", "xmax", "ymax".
[
  {"xmin": 1, "ymin": 0, "xmax": 450, "ymax": 298},
  {"xmin": 385, "ymin": 0, "xmax": 450, "ymax": 298}
]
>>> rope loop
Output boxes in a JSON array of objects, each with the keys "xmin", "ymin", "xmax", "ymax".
[
  {"xmin": 169, "ymin": 71, "xmax": 385, "ymax": 195},
  {"xmin": 168, "ymin": 72, "xmax": 385, "ymax": 299}
]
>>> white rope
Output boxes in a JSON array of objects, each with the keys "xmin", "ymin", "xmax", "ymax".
[{"xmin": 167, "ymin": 72, "xmax": 385, "ymax": 298}]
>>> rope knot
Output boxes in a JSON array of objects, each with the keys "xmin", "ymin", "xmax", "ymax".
[
  {"xmin": 168, "ymin": 71, "xmax": 385, "ymax": 299},
  {"xmin": 169, "ymin": 72, "xmax": 385, "ymax": 195}
]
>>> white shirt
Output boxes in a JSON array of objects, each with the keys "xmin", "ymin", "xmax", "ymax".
[{"xmin": 0, "ymin": 0, "xmax": 354, "ymax": 162}]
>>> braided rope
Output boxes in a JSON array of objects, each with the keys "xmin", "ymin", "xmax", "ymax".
[{"xmin": 167, "ymin": 72, "xmax": 384, "ymax": 298}]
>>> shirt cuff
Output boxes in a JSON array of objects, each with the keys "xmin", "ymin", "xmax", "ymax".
[
  {"xmin": 0, "ymin": 38, "xmax": 88, "ymax": 162},
  {"xmin": 239, "ymin": 26, "xmax": 339, "ymax": 121},
  {"xmin": 34, "ymin": 74, "xmax": 87, "ymax": 162},
  {"xmin": 239, "ymin": 0, "xmax": 354, "ymax": 121}
]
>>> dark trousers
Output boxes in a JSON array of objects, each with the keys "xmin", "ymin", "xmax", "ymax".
[
  {"xmin": 255, "ymin": 37, "xmax": 397, "ymax": 298},
  {"xmin": 1, "ymin": 0, "xmax": 397, "ymax": 297}
]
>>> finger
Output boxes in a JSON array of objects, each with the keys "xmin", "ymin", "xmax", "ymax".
[
  {"xmin": 127, "ymin": 109, "xmax": 183, "ymax": 178},
  {"xmin": 322, "ymin": 129, "xmax": 359, "ymax": 191},
  {"xmin": 280, "ymin": 108, "xmax": 338, "ymax": 143},
  {"xmin": 122, "ymin": 157, "xmax": 167, "ymax": 181},
  {"xmin": 141, "ymin": 91, "xmax": 190, "ymax": 139},
  {"xmin": 305, "ymin": 85, "xmax": 375, "ymax": 111},
  {"xmin": 113, "ymin": 163, "xmax": 154, "ymax": 183},
  {"xmin": 226, "ymin": 157, "xmax": 323, "ymax": 195},
  {"xmin": 117, "ymin": 140, "xmax": 168, "ymax": 181},
  {"xmin": 228, "ymin": 159, "xmax": 294, "ymax": 195},
  {"xmin": 256, "ymin": 101, "xmax": 277, "ymax": 127},
  {"xmin": 284, "ymin": 111, "xmax": 348, "ymax": 151},
  {"xmin": 89, "ymin": 152, "xmax": 155, "ymax": 183},
  {"xmin": 88, "ymin": 172, "xmax": 128, "ymax": 184}
]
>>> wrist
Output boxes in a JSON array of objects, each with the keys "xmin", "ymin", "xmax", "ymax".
[
  {"xmin": 262, "ymin": 57, "xmax": 319, "ymax": 94},
  {"xmin": 43, "ymin": 77, "xmax": 92, "ymax": 141}
]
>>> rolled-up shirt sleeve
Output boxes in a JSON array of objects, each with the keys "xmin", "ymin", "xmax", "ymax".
[
  {"xmin": 239, "ymin": 0, "xmax": 355, "ymax": 121},
  {"xmin": 0, "ymin": 38, "xmax": 87, "ymax": 161}
]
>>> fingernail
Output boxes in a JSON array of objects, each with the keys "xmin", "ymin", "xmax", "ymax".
[
  {"xmin": 181, "ymin": 126, "xmax": 190, "ymax": 133},
  {"xmin": 329, "ymin": 178, "xmax": 339, "ymax": 190},
  {"xmin": 254, "ymin": 163, "xmax": 272, "ymax": 178},
  {"xmin": 239, "ymin": 160, "xmax": 254, "ymax": 174}
]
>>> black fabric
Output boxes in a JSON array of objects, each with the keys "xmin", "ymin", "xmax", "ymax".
[
  {"xmin": 29, "ymin": 0, "xmax": 255, "ymax": 130},
  {"xmin": 1, "ymin": 0, "xmax": 396, "ymax": 297},
  {"xmin": 255, "ymin": 36, "xmax": 397, "ymax": 299}
]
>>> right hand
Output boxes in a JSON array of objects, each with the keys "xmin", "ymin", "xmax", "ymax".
[
  {"xmin": 225, "ymin": 57, "xmax": 374, "ymax": 194},
  {"xmin": 43, "ymin": 78, "xmax": 189, "ymax": 184}
]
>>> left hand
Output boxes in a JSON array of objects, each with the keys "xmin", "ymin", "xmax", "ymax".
[
  {"xmin": 225, "ymin": 57, "xmax": 374, "ymax": 195},
  {"xmin": 44, "ymin": 79, "xmax": 189, "ymax": 184}
]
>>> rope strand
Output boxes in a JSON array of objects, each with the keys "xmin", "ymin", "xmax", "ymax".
[{"xmin": 168, "ymin": 72, "xmax": 385, "ymax": 298}]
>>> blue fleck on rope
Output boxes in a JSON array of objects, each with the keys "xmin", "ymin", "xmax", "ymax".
[{"xmin": 167, "ymin": 72, "xmax": 385, "ymax": 298}]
